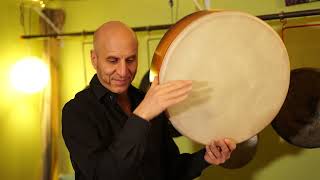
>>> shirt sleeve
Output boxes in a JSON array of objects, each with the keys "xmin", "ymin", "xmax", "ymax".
[
  {"xmin": 62, "ymin": 101, "xmax": 151, "ymax": 180},
  {"xmin": 162, "ymin": 114, "xmax": 211, "ymax": 180}
]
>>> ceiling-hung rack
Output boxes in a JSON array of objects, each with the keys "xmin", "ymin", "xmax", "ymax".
[{"xmin": 21, "ymin": 8, "xmax": 320, "ymax": 39}]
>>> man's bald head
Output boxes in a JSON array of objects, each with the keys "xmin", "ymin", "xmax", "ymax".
[
  {"xmin": 90, "ymin": 21, "xmax": 138, "ymax": 95},
  {"xmin": 93, "ymin": 21, "xmax": 138, "ymax": 54}
]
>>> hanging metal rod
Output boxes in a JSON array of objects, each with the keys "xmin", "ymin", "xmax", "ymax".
[
  {"xmin": 257, "ymin": 8, "xmax": 320, "ymax": 20},
  {"xmin": 21, "ymin": 8, "xmax": 320, "ymax": 39}
]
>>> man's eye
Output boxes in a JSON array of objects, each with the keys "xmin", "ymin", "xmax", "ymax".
[
  {"xmin": 126, "ymin": 58, "xmax": 135, "ymax": 63},
  {"xmin": 107, "ymin": 58, "xmax": 118, "ymax": 63}
]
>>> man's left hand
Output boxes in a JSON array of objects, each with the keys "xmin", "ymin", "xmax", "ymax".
[{"xmin": 204, "ymin": 138, "xmax": 236, "ymax": 165}]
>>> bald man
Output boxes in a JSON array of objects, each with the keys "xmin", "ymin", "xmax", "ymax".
[{"xmin": 62, "ymin": 21, "xmax": 236, "ymax": 180}]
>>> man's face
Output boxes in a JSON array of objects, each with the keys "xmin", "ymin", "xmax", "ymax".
[{"xmin": 91, "ymin": 34, "xmax": 138, "ymax": 95}]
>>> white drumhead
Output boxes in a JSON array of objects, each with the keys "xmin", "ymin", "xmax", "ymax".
[{"xmin": 159, "ymin": 11, "xmax": 290, "ymax": 144}]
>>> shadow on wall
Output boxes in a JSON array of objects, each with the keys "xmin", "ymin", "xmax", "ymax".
[{"xmin": 195, "ymin": 125, "xmax": 302, "ymax": 180}]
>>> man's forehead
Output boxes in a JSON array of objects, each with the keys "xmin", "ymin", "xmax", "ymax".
[
  {"xmin": 94, "ymin": 21, "xmax": 136, "ymax": 42},
  {"xmin": 100, "ymin": 48, "xmax": 138, "ymax": 57},
  {"xmin": 93, "ymin": 21, "xmax": 137, "ymax": 52}
]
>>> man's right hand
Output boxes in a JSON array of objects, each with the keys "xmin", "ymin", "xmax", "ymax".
[{"xmin": 133, "ymin": 76, "xmax": 192, "ymax": 121}]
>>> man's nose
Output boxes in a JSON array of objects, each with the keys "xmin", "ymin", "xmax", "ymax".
[{"xmin": 117, "ymin": 60, "xmax": 128, "ymax": 77}]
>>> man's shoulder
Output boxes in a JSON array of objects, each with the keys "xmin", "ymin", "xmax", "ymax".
[{"xmin": 63, "ymin": 87, "xmax": 97, "ymax": 112}]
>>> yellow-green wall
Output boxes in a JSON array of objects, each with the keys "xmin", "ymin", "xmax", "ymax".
[
  {"xmin": 0, "ymin": 0, "xmax": 44, "ymax": 180},
  {"xmin": 57, "ymin": 1, "xmax": 320, "ymax": 180},
  {"xmin": 1, "ymin": 0, "xmax": 319, "ymax": 180}
]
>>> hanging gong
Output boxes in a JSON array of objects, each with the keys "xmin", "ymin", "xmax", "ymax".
[{"xmin": 272, "ymin": 68, "xmax": 320, "ymax": 148}]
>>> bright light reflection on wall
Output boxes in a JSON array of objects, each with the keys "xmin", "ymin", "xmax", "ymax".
[{"xmin": 10, "ymin": 56, "xmax": 49, "ymax": 93}]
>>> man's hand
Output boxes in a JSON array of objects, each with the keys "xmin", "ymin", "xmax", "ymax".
[
  {"xmin": 133, "ymin": 76, "xmax": 192, "ymax": 121},
  {"xmin": 204, "ymin": 139, "xmax": 236, "ymax": 165}
]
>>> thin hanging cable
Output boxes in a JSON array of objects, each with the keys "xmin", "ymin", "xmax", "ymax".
[
  {"xmin": 169, "ymin": 0, "xmax": 174, "ymax": 23},
  {"xmin": 175, "ymin": 0, "xmax": 179, "ymax": 22},
  {"xmin": 81, "ymin": 41, "xmax": 91, "ymax": 86},
  {"xmin": 204, "ymin": 0, "xmax": 211, "ymax": 10},
  {"xmin": 29, "ymin": 6, "xmax": 32, "ymax": 35},
  {"xmin": 19, "ymin": 2, "xmax": 26, "ymax": 35}
]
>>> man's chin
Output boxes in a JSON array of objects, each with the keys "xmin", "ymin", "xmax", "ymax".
[{"xmin": 112, "ymin": 85, "xmax": 130, "ymax": 94}]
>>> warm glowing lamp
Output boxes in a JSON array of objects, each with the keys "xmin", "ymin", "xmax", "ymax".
[{"xmin": 10, "ymin": 56, "xmax": 49, "ymax": 93}]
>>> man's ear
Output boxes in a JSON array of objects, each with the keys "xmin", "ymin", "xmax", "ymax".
[{"xmin": 90, "ymin": 50, "xmax": 98, "ymax": 70}]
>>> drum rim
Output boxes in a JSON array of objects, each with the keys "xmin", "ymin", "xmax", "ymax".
[{"xmin": 151, "ymin": 10, "xmax": 291, "ymax": 144}]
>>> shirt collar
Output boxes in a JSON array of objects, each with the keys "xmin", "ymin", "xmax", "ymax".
[
  {"xmin": 89, "ymin": 74, "xmax": 139, "ymax": 104},
  {"xmin": 90, "ymin": 74, "xmax": 117, "ymax": 102}
]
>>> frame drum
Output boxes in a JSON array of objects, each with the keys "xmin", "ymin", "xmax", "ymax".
[{"xmin": 151, "ymin": 10, "xmax": 290, "ymax": 144}]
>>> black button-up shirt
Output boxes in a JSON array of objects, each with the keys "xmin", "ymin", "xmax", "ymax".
[{"xmin": 62, "ymin": 74, "xmax": 209, "ymax": 180}]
